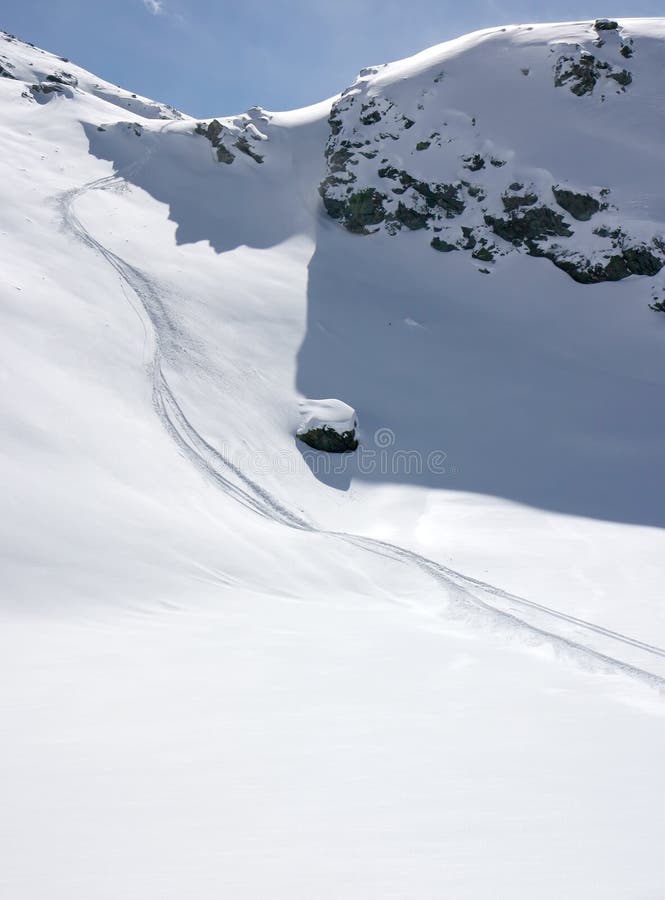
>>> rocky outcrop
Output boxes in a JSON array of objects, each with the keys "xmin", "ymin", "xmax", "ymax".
[
  {"xmin": 234, "ymin": 135, "xmax": 264, "ymax": 164},
  {"xmin": 45, "ymin": 71, "xmax": 78, "ymax": 87},
  {"xmin": 552, "ymin": 187, "xmax": 602, "ymax": 221},
  {"xmin": 485, "ymin": 207, "xmax": 573, "ymax": 246},
  {"xmin": 540, "ymin": 241, "xmax": 664, "ymax": 283},
  {"xmin": 315, "ymin": 29, "xmax": 664, "ymax": 287},
  {"xmin": 195, "ymin": 120, "xmax": 236, "ymax": 164},
  {"xmin": 296, "ymin": 400, "xmax": 359, "ymax": 453},
  {"xmin": 297, "ymin": 426, "xmax": 359, "ymax": 453},
  {"xmin": 554, "ymin": 20, "xmax": 634, "ymax": 97},
  {"xmin": 594, "ymin": 19, "xmax": 619, "ymax": 31},
  {"xmin": 195, "ymin": 112, "xmax": 269, "ymax": 166}
]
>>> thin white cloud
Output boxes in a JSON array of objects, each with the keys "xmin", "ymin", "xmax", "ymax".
[{"xmin": 143, "ymin": 0, "xmax": 163, "ymax": 14}]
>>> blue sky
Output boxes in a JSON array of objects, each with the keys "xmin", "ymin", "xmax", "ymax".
[{"xmin": 3, "ymin": 1, "xmax": 663, "ymax": 115}]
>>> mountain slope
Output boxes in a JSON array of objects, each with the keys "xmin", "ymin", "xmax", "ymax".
[{"xmin": 1, "ymin": 21, "xmax": 664, "ymax": 899}]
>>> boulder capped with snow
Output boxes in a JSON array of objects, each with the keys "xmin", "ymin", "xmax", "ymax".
[{"xmin": 296, "ymin": 399, "xmax": 359, "ymax": 452}]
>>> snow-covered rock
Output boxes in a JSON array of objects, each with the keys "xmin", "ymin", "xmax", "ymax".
[
  {"xmin": 296, "ymin": 398, "xmax": 358, "ymax": 452},
  {"xmin": 318, "ymin": 18, "xmax": 664, "ymax": 284}
]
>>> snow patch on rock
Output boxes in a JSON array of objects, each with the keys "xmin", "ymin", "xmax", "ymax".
[{"xmin": 296, "ymin": 399, "xmax": 359, "ymax": 452}]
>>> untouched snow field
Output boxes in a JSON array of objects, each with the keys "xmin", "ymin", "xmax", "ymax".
[{"xmin": 1, "ymin": 20, "xmax": 665, "ymax": 898}]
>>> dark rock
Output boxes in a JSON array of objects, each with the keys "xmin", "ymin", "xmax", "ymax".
[
  {"xmin": 360, "ymin": 108, "xmax": 382, "ymax": 126},
  {"xmin": 328, "ymin": 147, "xmax": 354, "ymax": 173},
  {"xmin": 428, "ymin": 183, "xmax": 465, "ymax": 217},
  {"xmin": 622, "ymin": 245, "xmax": 663, "ymax": 276},
  {"xmin": 0, "ymin": 63, "xmax": 15, "ymax": 79},
  {"xmin": 320, "ymin": 193, "xmax": 346, "ymax": 220},
  {"xmin": 463, "ymin": 153, "xmax": 485, "ymax": 171},
  {"xmin": 343, "ymin": 188, "xmax": 387, "ymax": 233},
  {"xmin": 609, "ymin": 69, "xmax": 632, "ymax": 87},
  {"xmin": 547, "ymin": 253, "xmax": 630, "ymax": 283},
  {"xmin": 466, "ymin": 184, "xmax": 486, "ymax": 200},
  {"xmin": 216, "ymin": 143, "xmax": 235, "ymax": 164},
  {"xmin": 31, "ymin": 81, "xmax": 65, "ymax": 96},
  {"xmin": 554, "ymin": 53, "xmax": 605, "ymax": 96},
  {"xmin": 620, "ymin": 43, "xmax": 633, "ymax": 59},
  {"xmin": 297, "ymin": 426, "xmax": 358, "ymax": 453},
  {"xmin": 377, "ymin": 165, "xmax": 400, "ymax": 181},
  {"xmin": 502, "ymin": 192, "xmax": 538, "ymax": 212},
  {"xmin": 472, "ymin": 245, "xmax": 495, "ymax": 262},
  {"xmin": 46, "ymin": 71, "xmax": 78, "ymax": 87},
  {"xmin": 431, "ymin": 236, "xmax": 457, "ymax": 252},
  {"xmin": 552, "ymin": 187, "xmax": 601, "ymax": 221},
  {"xmin": 544, "ymin": 244, "xmax": 662, "ymax": 284},
  {"xmin": 196, "ymin": 119, "xmax": 235, "ymax": 164},
  {"xmin": 234, "ymin": 135, "xmax": 264, "ymax": 163},
  {"xmin": 593, "ymin": 225, "xmax": 622, "ymax": 240},
  {"xmin": 416, "ymin": 140, "xmax": 430, "ymax": 151},
  {"xmin": 594, "ymin": 18, "xmax": 619, "ymax": 30},
  {"xmin": 377, "ymin": 168, "xmax": 465, "ymax": 217},
  {"xmin": 393, "ymin": 202, "xmax": 429, "ymax": 230},
  {"xmin": 328, "ymin": 113, "xmax": 343, "ymax": 135},
  {"xmin": 486, "ymin": 207, "xmax": 573, "ymax": 245}
]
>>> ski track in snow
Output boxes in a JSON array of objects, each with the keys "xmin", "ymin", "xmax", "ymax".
[{"xmin": 58, "ymin": 151, "xmax": 665, "ymax": 695}]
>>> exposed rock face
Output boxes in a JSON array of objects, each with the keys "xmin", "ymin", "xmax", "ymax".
[
  {"xmin": 195, "ymin": 120, "xmax": 236, "ymax": 164},
  {"xmin": 30, "ymin": 70, "xmax": 79, "ymax": 98},
  {"xmin": 45, "ymin": 70, "xmax": 78, "ymax": 87},
  {"xmin": 297, "ymin": 426, "xmax": 359, "ymax": 453},
  {"xmin": 540, "ymin": 242, "xmax": 664, "ymax": 284},
  {"xmin": 486, "ymin": 207, "xmax": 573, "ymax": 245},
  {"xmin": 553, "ymin": 20, "xmax": 634, "ymax": 97},
  {"xmin": 195, "ymin": 111, "xmax": 269, "ymax": 166},
  {"xmin": 555, "ymin": 56, "xmax": 599, "ymax": 96},
  {"xmin": 431, "ymin": 236, "xmax": 457, "ymax": 252},
  {"xmin": 594, "ymin": 18, "xmax": 619, "ymax": 31},
  {"xmin": 316, "ymin": 19, "xmax": 664, "ymax": 288},
  {"xmin": 235, "ymin": 135, "xmax": 264, "ymax": 164},
  {"xmin": 552, "ymin": 187, "xmax": 601, "ymax": 221},
  {"xmin": 322, "ymin": 187, "xmax": 387, "ymax": 234}
]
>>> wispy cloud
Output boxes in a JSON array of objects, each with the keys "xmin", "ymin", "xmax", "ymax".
[{"xmin": 142, "ymin": 0, "xmax": 163, "ymax": 14}]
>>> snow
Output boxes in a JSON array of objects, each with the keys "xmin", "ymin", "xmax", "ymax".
[
  {"xmin": 1, "ymin": 21, "xmax": 665, "ymax": 899},
  {"xmin": 296, "ymin": 398, "xmax": 357, "ymax": 435}
]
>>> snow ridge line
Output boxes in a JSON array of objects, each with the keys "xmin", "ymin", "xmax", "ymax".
[{"xmin": 59, "ymin": 157, "xmax": 665, "ymax": 693}]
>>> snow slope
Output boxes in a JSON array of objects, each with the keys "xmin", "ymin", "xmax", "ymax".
[{"xmin": 1, "ymin": 21, "xmax": 664, "ymax": 899}]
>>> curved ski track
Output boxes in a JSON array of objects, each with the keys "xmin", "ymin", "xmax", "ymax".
[{"xmin": 59, "ymin": 154, "xmax": 665, "ymax": 693}]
